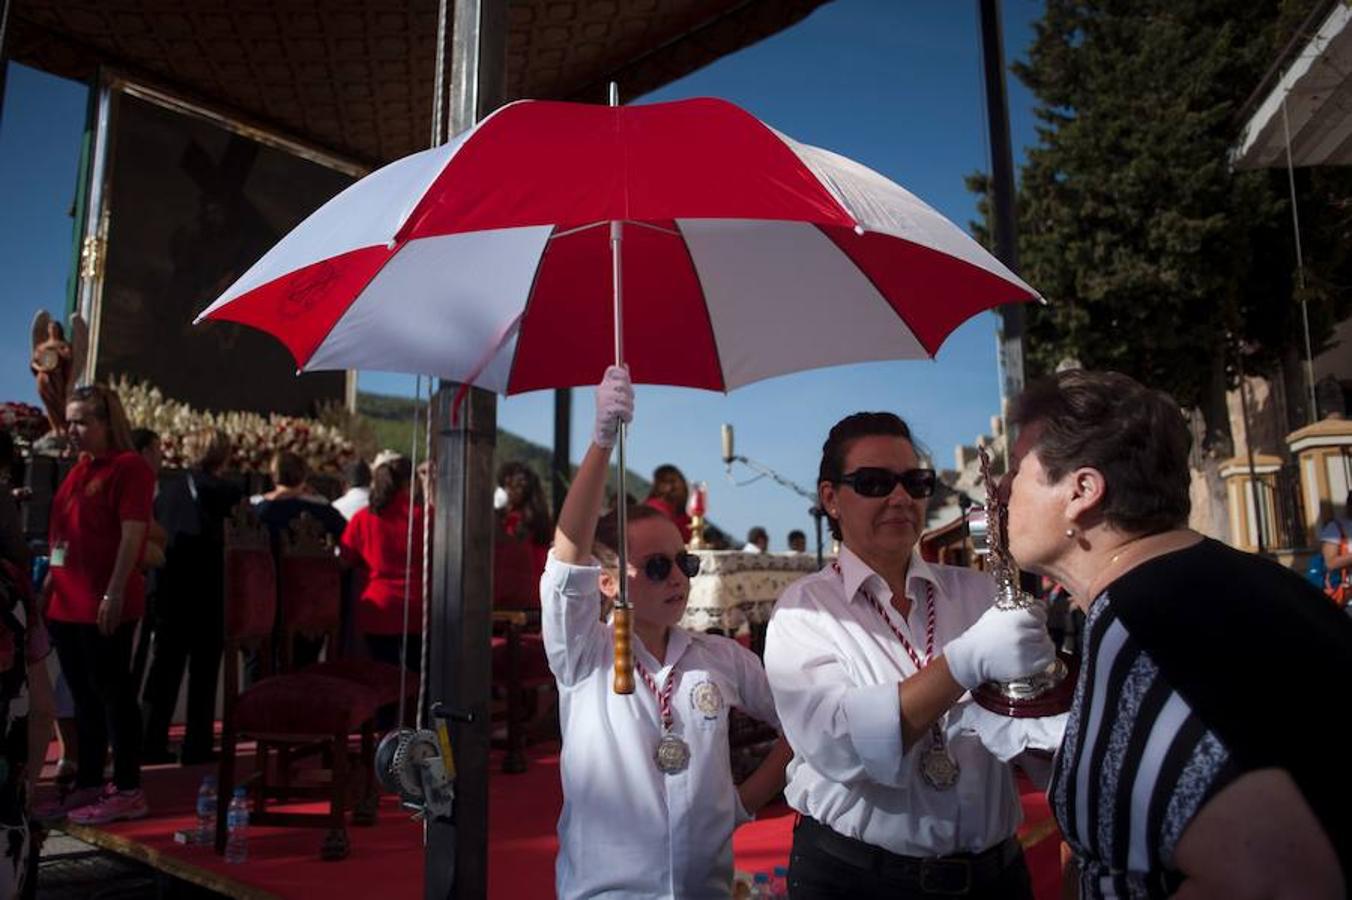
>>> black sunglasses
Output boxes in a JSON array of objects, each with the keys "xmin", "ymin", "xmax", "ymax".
[
  {"xmin": 839, "ymin": 467, "xmax": 937, "ymax": 499},
  {"xmin": 642, "ymin": 551, "xmax": 702, "ymax": 581}
]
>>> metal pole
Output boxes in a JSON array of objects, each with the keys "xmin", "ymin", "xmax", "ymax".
[
  {"xmin": 431, "ymin": 0, "xmax": 449, "ymax": 147},
  {"xmin": 607, "ymin": 83, "xmax": 635, "ymax": 695},
  {"xmin": 1238, "ymin": 359, "xmax": 1267, "ymax": 555},
  {"xmin": 427, "ymin": 2, "xmax": 507, "ymax": 898},
  {"xmin": 813, "ymin": 507, "xmax": 824, "ymax": 570},
  {"xmin": 1281, "ymin": 98, "xmax": 1319, "ymax": 423},
  {"xmin": 978, "ymin": 0, "xmax": 1025, "ymax": 433},
  {"xmin": 552, "ymin": 389, "xmax": 571, "ymax": 521},
  {"xmin": 0, "ymin": 0, "xmax": 12, "ymax": 131}
]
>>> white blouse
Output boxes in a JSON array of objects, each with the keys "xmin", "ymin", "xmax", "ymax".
[
  {"xmin": 541, "ymin": 553, "xmax": 780, "ymax": 899},
  {"xmin": 764, "ymin": 544, "xmax": 1059, "ymax": 857}
]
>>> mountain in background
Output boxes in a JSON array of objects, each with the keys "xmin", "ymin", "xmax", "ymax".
[{"xmin": 357, "ymin": 391, "xmax": 653, "ymax": 511}]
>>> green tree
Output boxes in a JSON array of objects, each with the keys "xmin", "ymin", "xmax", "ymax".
[{"xmin": 977, "ymin": 0, "xmax": 1352, "ymax": 454}]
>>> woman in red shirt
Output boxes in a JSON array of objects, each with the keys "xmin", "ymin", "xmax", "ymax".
[
  {"xmin": 40, "ymin": 384, "xmax": 154, "ymax": 825},
  {"xmin": 341, "ymin": 453, "xmax": 424, "ymax": 675},
  {"xmin": 493, "ymin": 461, "xmax": 552, "ymax": 608}
]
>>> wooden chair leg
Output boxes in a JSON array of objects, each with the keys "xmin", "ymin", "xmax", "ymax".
[
  {"xmin": 215, "ymin": 725, "xmax": 238, "ymax": 854},
  {"xmin": 503, "ymin": 622, "xmax": 528, "ymax": 774},
  {"xmin": 278, "ymin": 744, "xmax": 292, "ymax": 791},
  {"xmin": 255, "ymin": 741, "xmax": 270, "ymax": 820},
  {"xmin": 321, "ymin": 732, "xmax": 350, "ymax": 861},
  {"xmin": 353, "ymin": 723, "xmax": 378, "ymax": 826}
]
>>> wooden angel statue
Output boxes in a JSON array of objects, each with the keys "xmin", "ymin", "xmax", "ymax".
[{"xmin": 30, "ymin": 310, "xmax": 87, "ymax": 437}]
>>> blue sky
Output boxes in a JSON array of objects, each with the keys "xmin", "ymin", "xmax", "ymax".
[{"xmin": 0, "ymin": 0, "xmax": 1042, "ymax": 549}]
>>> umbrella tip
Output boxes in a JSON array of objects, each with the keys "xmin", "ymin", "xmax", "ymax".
[{"xmin": 853, "ymin": 224, "xmax": 866, "ymax": 237}]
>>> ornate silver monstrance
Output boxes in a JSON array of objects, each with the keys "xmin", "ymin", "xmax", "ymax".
[{"xmin": 966, "ymin": 446, "xmax": 1076, "ymax": 717}]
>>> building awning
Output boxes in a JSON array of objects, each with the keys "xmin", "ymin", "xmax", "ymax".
[
  {"xmin": 1232, "ymin": 0, "xmax": 1352, "ymax": 170},
  {"xmin": 8, "ymin": 0, "xmax": 828, "ymax": 168}
]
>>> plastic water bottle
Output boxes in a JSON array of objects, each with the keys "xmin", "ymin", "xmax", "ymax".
[
  {"xmin": 195, "ymin": 775, "xmax": 217, "ymax": 844},
  {"xmin": 224, "ymin": 788, "xmax": 249, "ymax": 863},
  {"xmin": 770, "ymin": 865, "xmax": 789, "ymax": 897},
  {"xmin": 751, "ymin": 872, "xmax": 771, "ymax": 898}
]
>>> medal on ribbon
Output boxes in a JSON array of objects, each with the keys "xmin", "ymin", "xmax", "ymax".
[
  {"xmin": 634, "ymin": 658, "xmax": 689, "ymax": 775},
  {"xmin": 842, "ymin": 565, "xmax": 960, "ymax": 792}
]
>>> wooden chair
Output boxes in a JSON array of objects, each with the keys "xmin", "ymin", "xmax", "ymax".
[
  {"xmin": 216, "ymin": 505, "xmax": 382, "ymax": 861},
  {"xmin": 491, "ymin": 536, "xmax": 556, "ymax": 773}
]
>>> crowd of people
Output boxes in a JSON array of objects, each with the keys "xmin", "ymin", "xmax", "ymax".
[
  {"xmin": 0, "ymin": 384, "xmax": 472, "ymax": 873},
  {"xmin": 2, "ymin": 366, "xmax": 1351, "ymax": 900}
]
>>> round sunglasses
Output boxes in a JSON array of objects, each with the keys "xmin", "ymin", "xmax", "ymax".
[
  {"xmin": 640, "ymin": 551, "xmax": 702, "ymax": 581},
  {"xmin": 839, "ymin": 467, "xmax": 937, "ymax": 499}
]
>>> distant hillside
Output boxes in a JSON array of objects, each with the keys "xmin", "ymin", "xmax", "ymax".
[{"xmin": 357, "ymin": 391, "xmax": 651, "ymax": 509}]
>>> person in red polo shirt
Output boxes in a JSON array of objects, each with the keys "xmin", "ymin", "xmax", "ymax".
[
  {"xmin": 341, "ymin": 452, "xmax": 424, "ymax": 688},
  {"xmin": 40, "ymin": 384, "xmax": 153, "ymax": 825},
  {"xmin": 643, "ymin": 463, "xmax": 692, "ymax": 544}
]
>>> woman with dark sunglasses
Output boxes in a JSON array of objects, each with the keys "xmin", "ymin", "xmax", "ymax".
[
  {"xmin": 542, "ymin": 366, "xmax": 793, "ymax": 899},
  {"xmin": 764, "ymin": 411, "xmax": 1058, "ymax": 900}
]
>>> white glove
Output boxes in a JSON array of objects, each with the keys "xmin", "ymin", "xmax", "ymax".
[
  {"xmin": 593, "ymin": 365, "xmax": 634, "ymax": 449},
  {"xmin": 944, "ymin": 601, "xmax": 1056, "ymax": 691}
]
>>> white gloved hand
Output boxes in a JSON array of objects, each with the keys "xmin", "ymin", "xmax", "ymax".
[
  {"xmin": 944, "ymin": 601, "xmax": 1056, "ymax": 691},
  {"xmin": 593, "ymin": 365, "xmax": 634, "ymax": 449}
]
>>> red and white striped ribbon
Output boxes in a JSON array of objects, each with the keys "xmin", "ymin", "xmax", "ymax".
[
  {"xmin": 633, "ymin": 659, "xmax": 677, "ymax": 732},
  {"xmin": 834, "ymin": 561, "xmax": 936, "ymax": 670}
]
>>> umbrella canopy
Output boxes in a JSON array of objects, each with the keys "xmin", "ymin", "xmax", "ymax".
[{"xmin": 196, "ymin": 97, "xmax": 1038, "ymax": 393}]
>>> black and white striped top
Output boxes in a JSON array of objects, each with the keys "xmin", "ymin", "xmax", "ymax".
[
  {"xmin": 1049, "ymin": 588, "xmax": 1236, "ymax": 899},
  {"xmin": 1050, "ymin": 538, "xmax": 1352, "ymax": 897}
]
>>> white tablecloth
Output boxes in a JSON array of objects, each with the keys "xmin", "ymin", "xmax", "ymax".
[{"xmin": 681, "ymin": 551, "xmax": 826, "ymax": 633}]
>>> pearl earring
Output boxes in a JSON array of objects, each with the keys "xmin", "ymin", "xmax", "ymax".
[{"xmin": 1065, "ymin": 527, "xmax": 1076, "ymax": 539}]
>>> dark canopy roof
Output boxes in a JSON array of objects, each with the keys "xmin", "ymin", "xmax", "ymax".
[{"xmin": 10, "ymin": 0, "xmax": 826, "ymax": 167}]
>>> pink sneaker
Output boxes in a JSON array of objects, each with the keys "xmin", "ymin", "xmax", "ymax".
[
  {"xmin": 67, "ymin": 786, "xmax": 149, "ymax": 825},
  {"xmin": 32, "ymin": 785, "xmax": 103, "ymax": 822}
]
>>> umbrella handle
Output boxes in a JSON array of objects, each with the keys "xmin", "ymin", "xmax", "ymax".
[{"xmin": 612, "ymin": 605, "xmax": 634, "ymax": 694}]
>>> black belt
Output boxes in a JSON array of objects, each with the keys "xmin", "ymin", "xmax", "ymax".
[{"xmin": 793, "ymin": 815, "xmax": 1022, "ymax": 896}]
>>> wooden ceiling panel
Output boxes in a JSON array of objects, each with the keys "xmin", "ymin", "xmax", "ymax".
[{"xmin": 10, "ymin": 0, "xmax": 827, "ymax": 167}]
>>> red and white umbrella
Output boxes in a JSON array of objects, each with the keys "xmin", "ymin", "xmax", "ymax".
[
  {"xmin": 196, "ymin": 96, "xmax": 1038, "ymax": 392},
  {"xmin": 197, "ymin": 94, "xmax": 1039, "ymax": 694}
]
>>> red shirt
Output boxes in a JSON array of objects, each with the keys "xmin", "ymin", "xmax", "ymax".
[
  {"xmin": 341, "ymin": 491, "xmax": 425, "ymax": 635},
  {"xmin": 47, "ymin": 451, "xmax": 155, "ymax": 624},
  {"xmin": 643, "ymin": 496, "xmax": 692, "ymax": 544}
]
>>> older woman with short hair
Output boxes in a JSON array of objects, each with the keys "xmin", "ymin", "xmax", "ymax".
[{"xmin": 1004, "ymin": 369, "xmax": 1352, "ymax": 899}]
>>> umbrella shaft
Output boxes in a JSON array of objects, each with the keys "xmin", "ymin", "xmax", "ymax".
[
  {"xmin": 611, "ymin": 219, "xmax": 626, "ymax": 614},
  {"xmin": 610, "ymin": 216, "xmax": 634, "ymax": 695}
]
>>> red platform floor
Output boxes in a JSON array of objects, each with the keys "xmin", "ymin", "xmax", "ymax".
[{"xmin": 39, "ymin": 740, "xmax": 1063, "ymax": 899}]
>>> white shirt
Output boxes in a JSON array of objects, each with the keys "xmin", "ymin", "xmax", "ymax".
[
  {"xmin": 541, "ymin": 553, "xmax": 780, "ymax": 899},
  {"xmin": 764, "ymin": 544, "xmax": 1028, "ymax": 857},
  {"xmin": 332, "ymin": 486, "xmax": 370, "ymax": 520}
]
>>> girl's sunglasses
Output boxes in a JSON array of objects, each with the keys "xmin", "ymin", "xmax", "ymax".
[
  {"xmin": 839, "ymin": 467, "xmax": 937, "ymax": 499},
  {"xmin": 642, "ymin": 551, "xmax": 702, "ymax": 581}
]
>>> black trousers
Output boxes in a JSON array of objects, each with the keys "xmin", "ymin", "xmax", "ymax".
[
  {"xmin": 787, "ymin": 816, "xmax": 1034, "ymax": 900},
  {"xmin": 365, "ymin": 633, "xmax": 423, "ymax": 673},
  {"xmin": 141, "ymin": 596, "xmax": 223, "ymax": 761},
  {"xmin": 48, "ymin": 620, "xmax": 143, "ymax": 791},
  {"xmin": 365, "ymin": 633, "xmax": 422, "ymax": 730}
]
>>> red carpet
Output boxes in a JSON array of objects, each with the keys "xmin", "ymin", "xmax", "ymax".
[{"xmin": 43, "ymin": 742, "xmax": 1062, "ymax": 898}]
